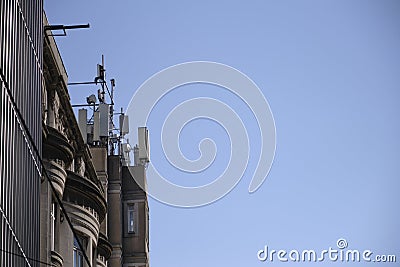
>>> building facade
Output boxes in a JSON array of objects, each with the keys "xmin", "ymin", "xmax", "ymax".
[
  {"xmin": 0, "ymin": 0, "xmax": 43, "ymax": 266},
  {"xmin": 40, "ymin": 13, "xmax": 150, "ymax": 267},
  {"xmin": 40, "ymin": 13, "xmax": 112, "ymax": 267},
  {"xmin": 107, "ymin": 156, "xmax": 150, "ymax": 267},
  {"xmin": 1, "ymin": 4, "xmax": 150, "ymax": 267}
]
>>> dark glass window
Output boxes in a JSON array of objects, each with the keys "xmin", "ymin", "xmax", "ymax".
[
  {"xmin": 73, "ymin": 237, "xmax": 84, "ymax": 267},
  {"xmin": 128, "ymin": 204, "xmax": 136, "ymax": 233}
]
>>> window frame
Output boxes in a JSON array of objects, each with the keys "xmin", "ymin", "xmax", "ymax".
[
  {"xmin": 73, "ymin": 236, "xmax": 85, "ymax": 267},
  {"xmin": 50, "ymin": 201, "xmax": 56, "ymax": 251},
  {"xmin": 127, "ymin": 203, "xmax": 137, "ymax": 234}
]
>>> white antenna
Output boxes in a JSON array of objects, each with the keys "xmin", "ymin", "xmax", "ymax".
[
  {"xmin": 138, "ymin": 127, "xmax": 150, "ymax": 163},
  {"xmin": 93, "ymin": 111, "xmax": 100, "ymax": 141},
  {"xmin": 133, "ymin": 145, "xmax": 140, "ymax": 166},
  {"xmin": 121, "ymin": 143, "xmax": 132, "ymax": 166},
  {"xmin": 78, "ymin": 109, "xmax": 87, "ymax": 144},
  {"xmin": 98, "ymin": 103, "xmax": 109, "ymax": 137},
  {"xmin": 119, "ymin": 114, "xmax": 129, "ymax": 136}
]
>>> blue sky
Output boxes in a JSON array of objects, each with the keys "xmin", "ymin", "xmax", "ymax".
[{"xmin": 45, "ymin": 1, "xmax": 400, "ymax": 266}]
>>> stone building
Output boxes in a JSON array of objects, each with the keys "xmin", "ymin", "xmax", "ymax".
[
  {"xmin": 107, "ymin": 156, "xmax": 150, "ymax": 267},
  {"xmin": 41, "ymin": 13, "xmax": 112, "ymax": 267},
  {"xmin": 40, "ymin": 11, "xmax": 150, "ymax": 267},
  {"xmin": 1, "ymin": 4, "xmax": 150, "ymax": 267}
]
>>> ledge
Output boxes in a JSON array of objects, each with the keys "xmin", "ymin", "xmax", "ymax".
[
  {"xmin": 51, "ymin": 250, "xmax": 63, "ymax": 267},
  {"xmin": 64, "ymin": 170, "xmax": 107, "ymax": 223},
  {"xmin": 98, "ymin": 232, "xmax": 112, "ymax": 260},
  {"xmin": 43, "ymin": 159, "xmax": 67, "ymax": 197},
  {"xmin": 96, "ymin": 258, "xmax": 106, "ymax": 267},
  {"xmin": 64, "ymin": 202, "xmax": 100, "ymax": 247},
  {"xmin": 43, "ymin": 125, "xmax": 74, "ymax": 163}
]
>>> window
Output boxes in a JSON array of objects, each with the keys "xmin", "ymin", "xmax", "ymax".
[
  {"xmin": 127, "ymin": 204, "xmax": 136, "ymax": 234},
  {"xmin": 73, "ymin": 237, "xmax": 84, "ymax": 267},
  {"xmin": 50, "ymin": 202, "xmax": 56, "ymax": 251}
]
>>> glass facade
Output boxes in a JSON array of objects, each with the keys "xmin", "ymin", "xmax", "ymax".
[{"xmin": 0, "ymin": 0, "xmax": 43, "ymax": 266}]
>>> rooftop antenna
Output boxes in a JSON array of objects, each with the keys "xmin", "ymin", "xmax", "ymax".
[
  {"xmin": 109, "ymin": 78, "xmax": 116, "ymax": 154},
  {"xmin": 69, "ymin": 56, "xmax": 118, "ymax": 152}
]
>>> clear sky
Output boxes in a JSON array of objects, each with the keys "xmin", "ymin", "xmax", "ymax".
[{"xmin": 45, "ymin": 1, "xmax": 400, "ymax": 266}]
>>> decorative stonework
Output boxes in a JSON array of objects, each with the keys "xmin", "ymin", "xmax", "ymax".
[
  {"xmin": 64, "ymin": 202, "xmax": 100, "ymax": 247},
  {"xmin": 42, "ymin": 18, "xmax": 114, "ymax": 267},
  {"xmin": 50, "ymin": 250, "xmax": 63, "ymax": 267},
  {"xmin": 43, "ymin": 159, "xmax": 67, "ymax": 198},
  {"xmin": 64, "ymin": 170, "xmax": 107, "ymax": 223},
  {"xmin": 75, "ymin": 157, "xmax": 85, "ymax": 177},
  {"xmin": 98, "ymin": 233, "xmax": 112, "ymax": 261},
  {"xmin": 42, "ymin": 125, "xmax": 74, "ymax": 165}
]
